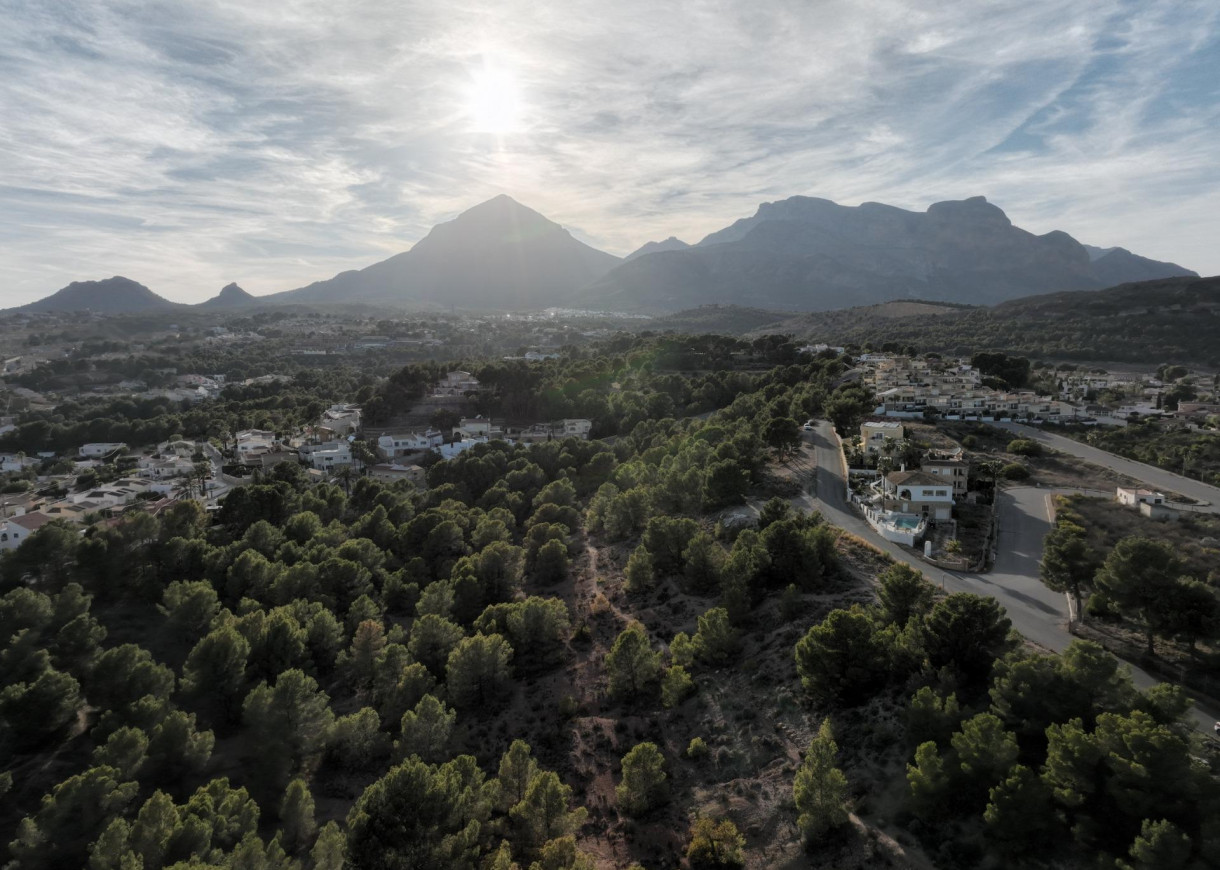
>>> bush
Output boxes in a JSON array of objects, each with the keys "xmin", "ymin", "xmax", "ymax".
[
  {"xmin": 686, "ymin": 737, "xmax": 710, "ymax": 759},
  {"xmin": 1001, "ymin": 462, "xmax": 1030, "ymax": 480},
  {"xmin": 1007, "ymin": 439, "xmax": 1042, "ymax": 457}
]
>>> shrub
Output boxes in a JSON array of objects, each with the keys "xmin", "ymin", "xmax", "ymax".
[
  {"xmin": 1001, "ymin": 462, "xmax": 1030, "ymax": 480},
  {"xmin": 686, "ymin": 737, "xmax": 710, "ymax": 759},
  {"xmin": 1007, "ymin": 439, "xmax": 1042, "ymax": 457}
]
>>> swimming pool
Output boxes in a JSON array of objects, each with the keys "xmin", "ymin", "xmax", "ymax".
[{"xmin": 890, "ymin": 515, "xmax": 922, "ymax": 529}]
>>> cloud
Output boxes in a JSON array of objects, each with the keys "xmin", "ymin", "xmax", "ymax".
[{"xmin": 0, "ymin": 0, "xmax": 1216, "ymax": 305}]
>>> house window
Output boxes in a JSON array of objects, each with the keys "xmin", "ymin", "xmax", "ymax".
[{"xmin": 936, "ymin": 490, "xmax": 948, "ymax": 496}]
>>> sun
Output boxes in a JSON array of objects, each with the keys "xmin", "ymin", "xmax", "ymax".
[{"xmin": 465, "ymin": 64, "xmax": 522, "ymax": 135}]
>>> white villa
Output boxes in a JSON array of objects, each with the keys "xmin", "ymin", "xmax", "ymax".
[
  {"xmin": 0, "ymin": 512, "xmax": 52, "ymax": 550},
  {"xmin": 377, "ymin": 430, "xmax": 443, "ymax": 460},
  {"xmin": 235, "ymin": 430, "xmax": 278, "ymax": 458},
  {"xmin": 453, "ymin": 417, "xmax": 503, "ymax": 440},
  {"xmin": 298, "ymin": 441, "xmax": 352, "ymax": 471},
  {"xmin": 318, "ymin": 404, "xmax": 362, "ymax": 437},
  {"xmin": 878, "ymin": 471, "xmax": 955, "ymax": 520}
]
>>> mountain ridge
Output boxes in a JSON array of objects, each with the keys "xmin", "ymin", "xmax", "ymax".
[
  {"xmin": 9, "ymin": 194, "xmax": 1199, "ymax": 314},
  {"xmin": 581, "ymin": 195, "xmax": 1196, "ymax": 312}
]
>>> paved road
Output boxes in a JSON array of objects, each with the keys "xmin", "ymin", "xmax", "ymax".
[
  {"xmin": 997, "ymin": 422, "xmax": 1220, "ymax": 511},
  {"xmin": 802, "ymin": 421, "xmax": 1217, "ymax": 732}
]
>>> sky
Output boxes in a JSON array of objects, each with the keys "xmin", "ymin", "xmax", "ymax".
[{"xmin": 1, "ymin": 0, "xmax": 1218, "ymax": 306}]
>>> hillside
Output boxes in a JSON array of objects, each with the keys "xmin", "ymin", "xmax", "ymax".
[
  {"xmin": 265, "ymin": 195, "xmax": 621, "ymax": 310},
  {"xmin": 580, "ymin": 195, "xmax": 1195, "ymax": 313},
  {"xmin": 765, "ymin": 275, "xmax": 1220, "ymax": 364},
  {"xmin": 646, "ymin": 304, "xmax": 793, "ymax": 335},
  {"xmin": 18, "ymin": 276, "xmax": 179, "ymax": 314}
]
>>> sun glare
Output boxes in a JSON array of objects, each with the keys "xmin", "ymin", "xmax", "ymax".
[{"xmin": 465, "ymin": 65, "xmax": 522, "ymax": 135}]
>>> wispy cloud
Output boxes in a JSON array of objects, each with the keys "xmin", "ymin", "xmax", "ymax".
[{"xmin": 0, "ymin": 0, "xmax": 1217, "ymax": 304}]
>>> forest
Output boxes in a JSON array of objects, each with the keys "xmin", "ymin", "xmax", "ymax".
[{"xmin": 2, "ymin": 347, "xmax": 1219, "ymax": 869}]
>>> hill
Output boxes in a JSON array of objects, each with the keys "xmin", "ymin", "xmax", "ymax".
[
  {"xmin": 623, "ymin": 236, "xmax": 691, "ymax": 262},
  {"xmin": 580, "ymin": 195, "xmax": 1195, "ymax": 313},
  {"xmin": 765, "ymin": 275, "xmax": 1220, "ymax": 364},
  {"xmin": 18, "ymin": 276, "xmax": 179, "ymax": 314},
  {"xmin": 200, "ymin": 282, "xmax": 257, "ymax": 308},
  {"xmin": 645, "ymin": 304, "xmax": 793, "ymax": 334},
  {"xmin": 266, "ymin": 195, "xmax": 620, "ymax": 309}
]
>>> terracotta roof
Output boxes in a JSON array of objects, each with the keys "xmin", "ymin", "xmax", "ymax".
[{"xmin": 11, "ymin": 511, "xmax": 52, "ymax": 532}]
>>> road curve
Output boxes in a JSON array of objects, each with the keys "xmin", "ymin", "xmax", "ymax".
[{"xmin": 802, "ymin": 421, "xmax": 1217, "ymax": 732}]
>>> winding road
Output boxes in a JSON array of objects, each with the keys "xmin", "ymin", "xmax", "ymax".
[{"xmin": 802, "ymin": 421, "xmax": 1217, "ymax": 732}]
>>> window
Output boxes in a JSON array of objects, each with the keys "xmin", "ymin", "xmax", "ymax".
[{"xmin": 936, "ymin": 490, "xmax": 948, "ymax": 496}]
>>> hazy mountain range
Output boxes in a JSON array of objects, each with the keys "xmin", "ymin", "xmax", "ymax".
[{"xmin": 12, "ymin": 194, "xmax": 1198, "ymax": 315}]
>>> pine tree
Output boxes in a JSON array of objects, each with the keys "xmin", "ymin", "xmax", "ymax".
[{"xmin": 793, "ymin": 719, "xmax": 850, "ymax": 841}]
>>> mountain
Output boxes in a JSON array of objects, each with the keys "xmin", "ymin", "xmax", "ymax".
[
  {"xmin": 200, "ymin": 282, "xmax": 257, "ymax": 308},
  {"xmin": 623, "ymin": 236, "xmax": 690, "ymax": 262},
  {"xmin": 763, "ymin": 275, "xmax": 1220, "ymax": 364},
  {"xmin": 267, "ymin": 195, "xmax": 620, "ymax": 309},
  {"xmin": 580, "ymin": 196, "xmax": 1197, "ymax": 313},
  {"xmin": 19, "ymin": 276, "xmax": 179, "ymax": 314}
]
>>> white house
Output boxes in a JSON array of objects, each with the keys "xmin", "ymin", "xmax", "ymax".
[
  {"xmin": 453, "ymin": 417, "xmax": 503, "ymax": 440},
  {"xmin": 879, "ymin": 471, "xmax": 954, "ymax": 520},
  {"xmin": 79, "ymin": 442, "xmax": 127, "ymax": 459},
  {"xmin": 0, "ymin": 453, "xmax": 39, "ymax": 473},
  {"xmin": 318, "ymin": 404, "xmax": 362, "ymax": 437},
  {"xmin": 1116, "ymin": 487, "xmax": 1165, "ymax": 508},
  {"xmin": 0, "ymin": 512, "xmax": 52, "ymax": 550},
  {"xmin": 235, "ymin": 430, "xmax": 277, "ymax": 457},
  {"xmin": 377, "ymin": 430, "xmax": 443, "ymax": 459},
  {"xmin": 299, "ymin": 441, "xmax": 352, "ymax": 471},
  {"xmin": 137, "ymin": 455, "xmax": 195, "ymax": 479},
  {"xmin": 437, "ymin": 438, "xmax": 487, "ymax": 460},
  {"xmin": 561, "ymin": 419, "xmax": 593, "ymax": 439}
]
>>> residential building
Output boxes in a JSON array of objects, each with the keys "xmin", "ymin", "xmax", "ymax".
[
  {"xmin": 235, "ymin": 429, "xmax": 278, "ymax": 459},
  {"xmin": 79, "ymin": 442, "xmax": 127, "ymax": 458},
  {"xmin": 437, "ymin": 438, "xmax": 487, "ymax": 460},
  {"xmin": 1116, "ymin": 487, "xmax": 1165, "ymax": 508},
  {"xmin": 318, "ymin": 404, "xmax": 362, "ymax": 437},
  {"xmin": 879, "ymin": 471, "xmax": 954, "ymax": 520},
  {"xmin": 453, "ymin": 416, "xmax": 503, "ymax": 440},
  {"xmin": 860, "ymin": 421, "xmax": 904, "ymax": 454},
  {"xmin": 0, "ymin": 512, "xmax": 52, "ymax": 550},
  {"xmin": 137, "ymin": 455, "xmax": 195, "ymax": 479},
  {"xmin": 920, "ymin": 452, "xmax": 970, "ymax": 497},
  {"xmin": 433, "ymin": 370, "xmax": 481, "ymax": 396},
  {"xmin": 561, "ymin": 419, "xmax": 593, "ymax": 439},
  {"xmin": 0, "ymin": 453, "xmax": 39, "ymax": 473},
  {"xmin": 377, "ymin": 430, "xmax": 443, "ymax": 459},
  {"xmin": 299, "ymin": 441, "xmax": 352, "ymax": 471}
]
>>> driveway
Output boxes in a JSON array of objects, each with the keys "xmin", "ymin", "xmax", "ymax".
[{"xmin": 803, "ymin": 421, "xmax": 1217, "ymax": 732}]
